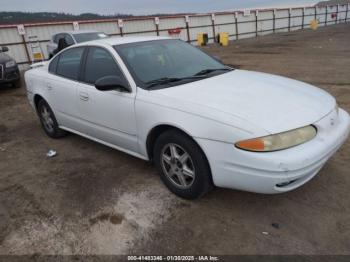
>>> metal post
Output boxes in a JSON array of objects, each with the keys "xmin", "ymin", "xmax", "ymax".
[
  {"xmin": 336, "ymin": 4, "xmax": 339, "ymax": 24},
  {"xmin": 255, "ymin": 11, "xmax": 258, "ymax": 37},
  {"xmin": 314, "ymin": 7, "xmax": 317, "ymax": 20},
  {"xmin": 273, "ymin": 10, "xmax": 276, "ymax": 33},
  {"xmin": 325, "ymin": 6, "xmax": 328, "ymax": 26},
  {"xmin": 155, "ymin": 24, "xmax": 159, "ymax": 36},
  {"xmin": 288, "ymin": 9, "xmax": 291, "ymax": 32},
  {"xmin": 185, "ymin": 16, "xmax": 191, "ymax": 43},
  {"xmin": 154, "ymin": 17, "xmax": 160, "ymax": 36},
  {"xmin": 302, "ymin": 8, "xmax": 305, "ymax": 29},
  {"xmin": 346, "ymin": 4, "xmax": 349, "ymax": 22},
  {"xmin": 21, "ymin": 35, "xmax": 31, "ymax": 64},
  {"xmin": 235, "ymin": 13, "xmax": 239, "ymax": 40},
  {"xmin": 211, "ymin": 14, "xmax": 216, "ymax": 43},
  {"xmin": 118, "ymin": 19, "xmax": 124, "ymax": 37}
]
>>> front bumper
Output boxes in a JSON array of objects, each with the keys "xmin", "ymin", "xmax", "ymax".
[
  {"xmin": 196, "ymin": 108, "xmax": 350, "ymax": 194},
  {"xmin": 0, "ymin": 65, "xmax": 20, "ymax": 84}
]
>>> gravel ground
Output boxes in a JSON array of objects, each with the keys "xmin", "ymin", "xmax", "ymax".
[{"xmin": 0, "ymin": 23, "xmax": 349, "ymax": 256}]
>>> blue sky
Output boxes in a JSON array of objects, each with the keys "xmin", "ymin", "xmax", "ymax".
[{"xmin": 2, "ymin": 0, "xmax": 318, "ymax": 15}]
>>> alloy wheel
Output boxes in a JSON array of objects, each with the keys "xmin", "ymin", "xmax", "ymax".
[
  {"xmin": 161, "ymin": 143, "xmax": 196, "ymax": 189},
  {"xmin": 40, "ymin": 105, "xmax": 54, "ymax": 133}
]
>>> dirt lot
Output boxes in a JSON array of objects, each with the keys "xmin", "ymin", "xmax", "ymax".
[{"xmin": 0, "ymin": 23, "xmax": 350, "ymax": 256}]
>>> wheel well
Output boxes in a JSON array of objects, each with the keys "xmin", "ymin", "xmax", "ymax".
[
  {"xmin": 34, "ymin": 94, "xmax": 44, "ymax": 111},
  {"xmin": 146, "ymin": 125, "xmax": 200, "ymax": 161},
  {"xmin": 146, "ymin": 124, "xmax": 214, "ymax": 185},
  {"xmin": 147, "ymin": 125, "xmax": 176, "ymax": 160}
]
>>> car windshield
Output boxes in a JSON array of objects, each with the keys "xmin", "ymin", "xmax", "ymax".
[
  {"xmin": 114, "ymin": 39, "xmax": 232, "ymax": 89},
  {"xmin": 73, "ymin": 32, "xmax": 108, "ymax": 43}
]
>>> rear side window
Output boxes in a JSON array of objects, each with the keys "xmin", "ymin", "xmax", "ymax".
[
  {"xmin": 83, "ymin": 47, "xmax": 125, "ymax": 85},
  {"xmin": 49, "ymin": 55, "xmax": 59, "ymax": 73},
  {"xmin": 56, "ymin": 47, "xmax": 84, "ymax": 81}
]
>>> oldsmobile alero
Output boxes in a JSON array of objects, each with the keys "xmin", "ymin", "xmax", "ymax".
[{"xmin": 25, "ymin": 36, "xmax": 350, "ymax": 199}]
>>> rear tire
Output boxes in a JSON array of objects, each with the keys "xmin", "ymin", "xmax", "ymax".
[
  {"xmin": 37, "ymin": 99, "xmax": 67, "ymax": 138},
  {"xmin": 154, "ymin": 130, "xmax": 213, "ymax": 199}
]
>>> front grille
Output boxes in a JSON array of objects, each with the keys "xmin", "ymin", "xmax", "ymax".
[
  {"xmin": 5, "ymin": 71, "xmax": 19, "ymax": 81},
  {"xmin": 0, "ymin": 65, "xmax": 3, "ymax": 80}
]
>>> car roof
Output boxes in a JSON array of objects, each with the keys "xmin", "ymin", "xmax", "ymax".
[
  {"xmin": 76, "ymin": 36, "xmax": 172, "ymax": 46},
  {"xmin": 55, "ymin": 30, "xmax": 103, "ymax": 35}
]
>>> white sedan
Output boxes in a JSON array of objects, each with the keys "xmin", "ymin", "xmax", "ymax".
[{"xmin": 25, "ymin": 36, "xmax": 350, "ymax": 199}]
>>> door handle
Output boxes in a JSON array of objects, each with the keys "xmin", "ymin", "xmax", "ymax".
[
  {"xmin": 47, "ymin": 84, "xmax": 53, "ymax": 90},
  {"xmin": 79, "ymin": 92, "xmax": 89, "ymax": 101}
]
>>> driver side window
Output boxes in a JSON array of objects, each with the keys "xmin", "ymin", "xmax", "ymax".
[{"xmin": 83, "ymin": 47, "xmax": 126, "ymax": 85}]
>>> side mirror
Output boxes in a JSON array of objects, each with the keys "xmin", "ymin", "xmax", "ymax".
[
  {"xmin": 0, "ymin": 46, "xmax": 9, "ymax": 52},
  {"xmin": 95, "ymin": 76, "xmax": 131, "ymax": 92}
]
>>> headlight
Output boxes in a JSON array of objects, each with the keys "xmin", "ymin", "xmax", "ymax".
[
  {"xmin": 235, "ymin": 125, "xmax": 317, "ymax": 152},
  {"xmin": 5, "ymin": 60, "xmax": 16, "ymax": 68}
]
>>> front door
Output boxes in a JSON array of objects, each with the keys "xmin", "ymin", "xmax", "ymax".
[{"xmin": 76, "ymin": 46, "xmax": 138, "ymax": 153}]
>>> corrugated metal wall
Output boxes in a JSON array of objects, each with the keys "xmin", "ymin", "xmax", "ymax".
[
  {"xmin": 236, "ymin": 12, "xmax": 256, "ymax": 39},
  {"xmin": 215, "ymin": 14, "xmax": 236, "ymax": 40},
  {"xmin": 0, "ymin": 3, "xmax": 348, "ymax": 69},
  {"xmin": 257, "ymin": 10, "xmax": 273, "ymax": 36}
]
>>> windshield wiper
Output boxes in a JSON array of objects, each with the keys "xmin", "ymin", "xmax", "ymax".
[
  {"xmin": 194, "ymin": 68, "xmax": 233, "ymax": 76},
  {"xmin": 145, "ymin": 76, "xmax": 205, "ymax": 89}
]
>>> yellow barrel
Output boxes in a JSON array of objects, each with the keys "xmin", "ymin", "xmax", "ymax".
[
  {"xmin": 197, "ymin": 33, "xmax": 208, "ymax": 46},
  {"xmin": 219, "ymin": 32, "xmax": 229, "ymax": 46},
  {"xmin": 310, "ymin": 19, "xmax": 319, "ymax": 30}
]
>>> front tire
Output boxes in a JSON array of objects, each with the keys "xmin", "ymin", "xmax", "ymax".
[
  {"xmin": 37, "ymin": 99, "xmax": 67, "ymax": 138},
  {"xmin": 154, "ymin": 130, "xmax": 213, "ymax": 199}
]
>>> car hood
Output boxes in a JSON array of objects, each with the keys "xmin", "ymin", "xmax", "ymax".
[
  {"xmin": 0, "ymin": 52, "xmax": 13, "ymax": 63},
  {"xmin": 152, "ymin": 70, "xmax": 335, "ymax": 134}
]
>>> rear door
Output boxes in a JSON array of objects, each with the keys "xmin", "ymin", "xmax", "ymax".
[
  {"xmin": 46, "ymin": 46, "xmax": 85, "ymax": 130},
  {"xmin": 75, "ymin": 46, "xmax": 138, "ymax": 152}
]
